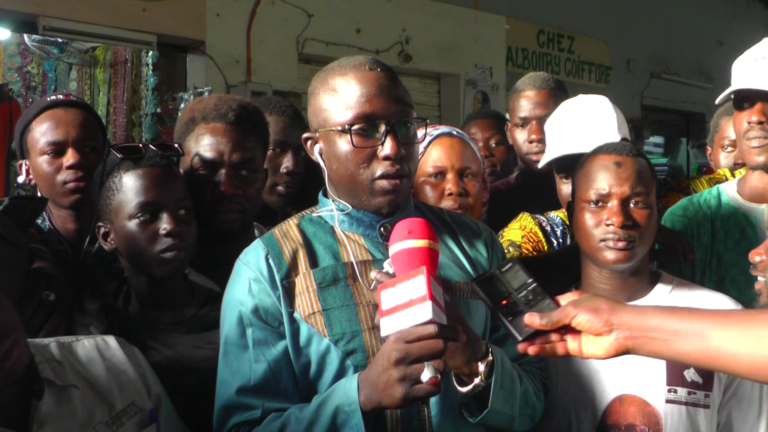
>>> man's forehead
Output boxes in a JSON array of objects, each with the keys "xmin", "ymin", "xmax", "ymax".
[
  {"xmin": 189, "ymin": 138, "xmax": 259, "ymax": 162},
  {"xmin": 468, "ymin": 119, "xmax": 505, "ymax": 135},
  {"xmin": 576, "ymin": 155, "xmax": 652, "ymax": 187},
  {"xmin": 189, "ymin": 125, "xmax": 260, "ymax": 156},
  {"xmin": 30, "ymin": 108, "xmax": 101, "ymax": 137},
  {"xmin": 510, "ymin": 91, "xmax": 556, "ymax": 115},
  {"xmin": 120, "ymin": 167, "xmax": 184, "ymax": 197},
  {"xmin": 312, "ymin": 72, "xmax": 413, "ymax": 126}
]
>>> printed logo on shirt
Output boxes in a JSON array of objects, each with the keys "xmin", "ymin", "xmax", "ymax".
[
  {"xmin": 665, "ymin": 362, "xmax": 715, "ymax": 409},
  {"xmin": 92, "ymin": 400, "xmax": 143, "ymax": 432}
]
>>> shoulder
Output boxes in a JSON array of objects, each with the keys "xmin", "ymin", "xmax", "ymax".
[
  {"xmin": 498, "ymin": 211, "xmax": 545, "ymax": 240},
  {"xmin": 259, "ymin": 206, "xmax": 318, "ymax": 243},
  {"xmin": 498, "ymin": 211, "xmax": 549, "ymax": 259},
  {"xmin": 688, "ymin": 168, "xmax": 735, "ymax": 193},
  {"xmin": 490, "ymin": 172, "xmax": 518, "ymax": 195},
  {"xmin": 239, "ymin": 207, "xmax": 318, "ymax": 271},
  {"xmin": 545, "ymin": 208, "xmax": 569, "ymax": 223},
  {"xmin": 662, "ymin": 185, "xmax": 723, "ymax": 223},
  {"xmin": 416, "ymin": 201, "xmax": 497, "ymax": 240},
  {"xmin": 500, "ymin": 211, "xmax": 532, "ymax": 231},
  {"xmin": 253, "ymin": 222, "xmax": 269, "ymax": 238},
  {"xmin": 662, "ymin": 272, "xmax": 743, "ymax": 310},
  {"xmin": 223, "ymin": 210, "xmax": 322, "ymax": 316},
  {"xmin": 187, "ymin": 267, "xmax": 222, "ymax": 293},
  {"xmin": 29, "ymin": 335, "xmax": 144, "ymax": 368},
  {"xmin": 415, "ymin": 201, "xmax": 504, "ymax": 270}
]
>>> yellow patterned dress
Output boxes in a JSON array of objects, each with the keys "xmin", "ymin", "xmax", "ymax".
[{"xmin": 498, "ymin": 208, "xmax": 571, "ymax": 259}]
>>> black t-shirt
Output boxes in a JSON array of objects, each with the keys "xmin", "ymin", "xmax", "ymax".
[
  {"xmin": 106, "ymin": 270, "xmax": 222, "ymax": 432},
  {"xmin": 485, "ymin": 169, "xmax": 562, "ymax": 233}
]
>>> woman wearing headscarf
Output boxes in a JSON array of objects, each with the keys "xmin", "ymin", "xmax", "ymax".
[{"xmin": 412, "ymin": 125, "xmax": 489, "ymax": 221}]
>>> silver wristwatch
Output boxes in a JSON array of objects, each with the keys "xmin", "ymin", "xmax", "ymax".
[{"xmin": 452, "ymin": 342, "xmax": 494, "ymax": 395}]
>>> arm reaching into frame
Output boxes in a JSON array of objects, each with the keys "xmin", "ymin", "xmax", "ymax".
[{"xmin": 516, "ymin": 291, "xmax": 768, "ymax": 384}]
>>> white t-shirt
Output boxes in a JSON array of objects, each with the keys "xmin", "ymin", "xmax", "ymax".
[{"xmin": 534, "ymin": 271, "xmax": 768, "ymax": 432}]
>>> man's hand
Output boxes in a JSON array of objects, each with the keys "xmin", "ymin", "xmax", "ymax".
[
  {"xmin": 369, "ymin": 270, "xmax": 487, "ymax": 380},
  {"xmin": 358, "ymin": 323, "xmax": 459, "ymax": 412},
  {"xmin": 652, "ymin": 225, "xmax": 694, "ymax": 264},
  {"xmin": 516, "ymin": 291, "xmax": 631, "ymax": 359}
]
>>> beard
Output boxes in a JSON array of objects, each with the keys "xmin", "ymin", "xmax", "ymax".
[{"xmin": 747, "ymin": 165, "xmax": 768, "ymax": 174}]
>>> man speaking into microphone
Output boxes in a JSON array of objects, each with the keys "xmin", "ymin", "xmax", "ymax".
[{"xmin": 215, "ymin": 56, "xmax": 545, "ymax": 432}]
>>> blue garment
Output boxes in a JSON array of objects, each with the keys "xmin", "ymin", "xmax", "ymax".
[{"xmin": 215, "ymin": 193, "xmax": 546, "ymax": 432}]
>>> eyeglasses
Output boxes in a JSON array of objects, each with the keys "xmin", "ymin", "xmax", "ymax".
[
  {"xmin": 315, "ymin": 117, "xmax": 429, "ymax": 148},
  {"xmin": 110, "ymin": 142, "xmax": 185, "ymax": 159}
]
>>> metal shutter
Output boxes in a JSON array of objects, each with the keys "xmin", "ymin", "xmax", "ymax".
[{"xmin": 297, "ymin": 62, "xmax": 441, "ymax": 124}]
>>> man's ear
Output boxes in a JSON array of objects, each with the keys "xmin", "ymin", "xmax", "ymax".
[
  {"xmin": 705, "ymin": 146, "xmax": 714, "ymax": 168},
  {"xmin": 16, "ymin": 160, "xmax": 35, "ymax": 186},
  {"xmin": 504, "ymin": 120, "xmax": 513, "ymax": 144},
  {"xmin": 96, "ymin": 222, "xmax": 116, "ymax": 253},
  {"xmin": 302, "ymin": 132, "xmax": 321, "ymax": 164}
]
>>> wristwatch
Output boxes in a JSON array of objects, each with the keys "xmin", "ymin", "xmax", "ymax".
[{"xmin": 452, "ymin": 342, "xmax": 494, "ymax": 395}]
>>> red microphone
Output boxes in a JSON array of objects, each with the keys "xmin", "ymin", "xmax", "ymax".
[{"xmin": 377, "ymin": 218, "xmax": 447, "ymax": 337}]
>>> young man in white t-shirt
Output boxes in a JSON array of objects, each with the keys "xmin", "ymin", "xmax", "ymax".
[{"xmin": 533, "ymin": 142, "xmax": 768, "ymax": 432}]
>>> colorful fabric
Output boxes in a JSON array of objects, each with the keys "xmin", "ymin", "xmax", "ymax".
[
  {"xmin": 417, "ymin": 124, "xmax": 490, "ymax": 219},
  {"xmin": 111, "ymin": 46, "xmax": 132, "ymax": 144},
  {"xmin": 498, "ymin": 208, "xmax": 571, "ymax": 259},
  {"xmin": 215, "ymin": 193, "xmax": 546, "ymax": 432},
  {"xmin": 659, "ymin": 180, "xmax": 766, "ymax": 308},
  {"xmin": 657, "ymin": 167, "xmax": 746, "ymax": 215}
]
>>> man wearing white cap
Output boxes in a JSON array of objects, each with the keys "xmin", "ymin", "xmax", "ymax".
[
  {"xmin": 660, "ymin": 38, "xmax": 768, "ymax": 308},
  {"xmin": 498, "ymin": 94, "xmax": 630, "ymax": 258}
]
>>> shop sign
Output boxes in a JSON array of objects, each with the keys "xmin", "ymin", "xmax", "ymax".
[{"xmin": 506, "ymin": 17, "xmax": 613, "ymax": 88}]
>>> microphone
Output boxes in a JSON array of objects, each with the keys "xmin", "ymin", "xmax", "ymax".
[
  {"xmin": 377, "ymin": 218, "xmax": 447, "ymax": 337},
  {"xmin": 471, "ymin": 257, "xmax": 560, "ymax": 341}
]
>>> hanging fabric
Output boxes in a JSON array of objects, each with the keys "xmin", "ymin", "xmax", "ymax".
[
  {"xmin": 1, "ymin": 33, "xmax": 155, "ymax": 196},
  {"xmin": 111, "ymin": 46, "xmax": 132, "ymax": 144},
  {"xmin": 0, "ymin": 93, "xmax": 21, "ymax": 196}
]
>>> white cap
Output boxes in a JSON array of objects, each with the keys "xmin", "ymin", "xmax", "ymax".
[
  {"xmin": 538, "ymin": 94, "xmax": 630, "ymax": 168},
  {"xmin": 716, "ymin": 38, "xmax": 768, "ymax": 105}
]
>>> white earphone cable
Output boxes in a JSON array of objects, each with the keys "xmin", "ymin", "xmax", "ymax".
[{"xmin": 312, "ymin": 148, "xmax": 366, "ymax": 287}]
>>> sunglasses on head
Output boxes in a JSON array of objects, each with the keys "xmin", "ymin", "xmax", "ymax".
[{"xmin": 109, "ymin": 142, "xmax": 184, "ymax": 159}]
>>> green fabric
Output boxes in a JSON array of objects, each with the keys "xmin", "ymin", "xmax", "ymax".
[
  {"xmin": 215, "ymin": 195, "xmax": 546, "ymax": 432},
  {"xmin": 660, "ymin": 180, "xmax": 766, "ymax": 308}
]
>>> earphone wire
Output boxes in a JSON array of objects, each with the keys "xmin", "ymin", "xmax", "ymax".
[{"xmin": 312, "ymin": 151, "xmax": 366, "ymax": 288}]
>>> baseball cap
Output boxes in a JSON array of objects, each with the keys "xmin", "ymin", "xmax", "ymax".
[
  {"xmin": 715, "ymin": 38, "xmax": 768, "ymax": 105},
  {"xmin": 538, "ymin": 94, "xmax": 630, "ymax": 168},
  {"xmin": 13, "ymin": 93, "xmax": 107, "ymax": 160}
]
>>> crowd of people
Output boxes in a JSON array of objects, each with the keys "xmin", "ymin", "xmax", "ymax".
[{"xmin": 1, "ymin": 34, "xmax": 768, "ymax": 432}]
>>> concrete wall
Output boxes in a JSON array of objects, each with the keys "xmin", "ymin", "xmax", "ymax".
[
  {"xmin": 1, "ymin": 0, "xmax": 205, "ymax": 41},
  {"xmin": 438, "ymin": 0, "xmax": 768, "ymax": 120},
  {"xmin": 206, "ymin": 0, "xmax": 507, "ymax": 125}
]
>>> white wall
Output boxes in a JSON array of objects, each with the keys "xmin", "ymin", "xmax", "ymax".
[
  {"xmin": 1, "ymin": 0, "xmax": 205, "ymax": 41},
  {"xmin": 437, "ymin": 0, "xmax": 768, "ymax": 120},
  {"xmin": 206, "ymin": 0, "xmax": 507, "ymax": 125}
]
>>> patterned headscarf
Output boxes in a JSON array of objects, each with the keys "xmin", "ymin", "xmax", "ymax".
[{"xmin": 417, "ymin": 124, "xmax": 490, "ymax": 220}]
